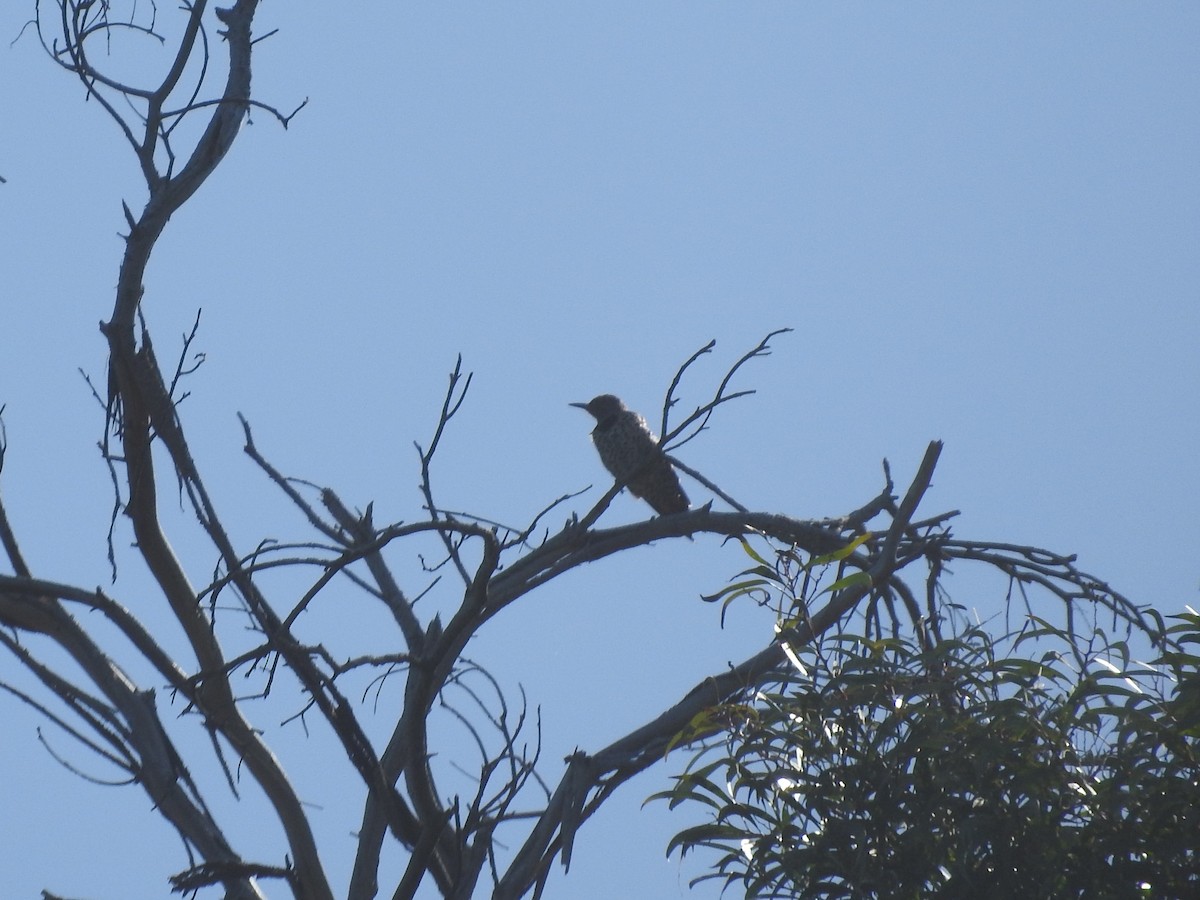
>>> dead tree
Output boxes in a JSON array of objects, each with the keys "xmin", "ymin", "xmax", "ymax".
[{"xmin": 0, "ymin": 4, "xmax": 1161, "ymax": 899}]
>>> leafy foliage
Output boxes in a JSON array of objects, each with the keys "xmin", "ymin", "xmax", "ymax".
[{"xmin": 658, "ymin": 582, "xmax": 1200, "ymax": 899}]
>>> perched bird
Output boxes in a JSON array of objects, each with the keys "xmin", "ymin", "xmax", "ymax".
[{"xmin": 571, "ymin": 394, "xmax": 690, "ymax": 515}]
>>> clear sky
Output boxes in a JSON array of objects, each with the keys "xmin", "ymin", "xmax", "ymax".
[{"xmin": 1, "ymin": 3, "xmax": 1197, "ymax": 898}]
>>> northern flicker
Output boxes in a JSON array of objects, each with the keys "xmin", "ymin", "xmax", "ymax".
[{"xmin": 571, "ymin": 394, "xmax": 690, "ymax": 515}]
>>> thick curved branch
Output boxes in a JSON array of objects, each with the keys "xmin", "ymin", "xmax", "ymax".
[{"xmin": 62, "ymin": 2, "xmax": 334, "ymax": 895}]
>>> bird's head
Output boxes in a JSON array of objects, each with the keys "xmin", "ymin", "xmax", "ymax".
[{"xmin": 569, "ymin": 394, "xmax": 627, "ymax": 421}]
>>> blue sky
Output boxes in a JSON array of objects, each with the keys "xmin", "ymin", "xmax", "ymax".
[{"xmin": 1, "ymin": 3, "xmax": 1197, "ymax": 898}]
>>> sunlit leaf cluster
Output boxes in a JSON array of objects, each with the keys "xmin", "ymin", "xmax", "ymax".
[{"xmin": 661, "ymin": 557, "xmax": 1200, "ymax": 899}]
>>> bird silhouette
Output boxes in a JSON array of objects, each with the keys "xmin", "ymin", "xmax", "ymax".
[{"xmin": 571, "ymin": 394, "xmax": 690, "ymax": 515}]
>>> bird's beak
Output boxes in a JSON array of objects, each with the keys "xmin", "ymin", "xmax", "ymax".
[{"xmin": 568, "ymin": 402, "xmax": 588, "ymax": 410}]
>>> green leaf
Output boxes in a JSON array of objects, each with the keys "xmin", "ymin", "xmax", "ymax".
[
  {"xmin": 808, "ymin": 532, "xmax": 872, "ymax": 567},
  {"xmin": 818, "ymin": 570, "xmax": 872, "ymax": 596},
  {"xmin": 736, "ymin": 535, "xmax": 772, "ymax": 567},
  {"xmin": 700, "ymin": 578, "xmax": 770, "ymax": 604},
  {"xmin": 666, "ymin": 823, "xmax": 747, "ymax": 857}
]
